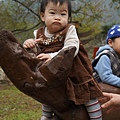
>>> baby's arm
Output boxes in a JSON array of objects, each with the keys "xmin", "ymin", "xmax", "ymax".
[
  {"xmin": 48, "ymin": 25, "xmax": 80, "ymax": 58},
  {"xmin": 63, "ymin": 25, "xmax": 79, "ymax": 56},
  {"xmin": 35, "ymin": 25, "xmax": 79, "ymax": 62}
]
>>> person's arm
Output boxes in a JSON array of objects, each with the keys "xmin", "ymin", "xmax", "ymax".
[
  {"xmin": 36, "ymin": 25, "xmax": 79, "ymax": 61},
  {"xmin": 49, "ymin": 25, "xmax": 79, "ymax": 58},
  {"xmin": 94, "ymin": 55, "xmax": 120, "ymax": 87},
  {"xmin": 63, "ymin": 25, "xmax": 79, "ymax": 56},
  {"xmin": 101, "ymin": 92, "xmax": 120, "ymax": 113}
]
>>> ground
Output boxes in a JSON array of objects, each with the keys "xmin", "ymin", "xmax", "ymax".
[{"xmin": 0, "ymin": 85, "xmax": 42, "ymax": 120}]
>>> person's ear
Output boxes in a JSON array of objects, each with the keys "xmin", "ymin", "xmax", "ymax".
[
  {"xmin": 108, "ymin": 39, "xmax": 113, "ymax": 47},
  {"xmin": 40, "ymin": 12, "xmax": 45, "ymax": 22}
]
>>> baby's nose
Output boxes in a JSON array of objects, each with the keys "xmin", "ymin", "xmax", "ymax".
[{"xmin": 54, "ymin": 14, "xmax": 61, "ymax": 19}]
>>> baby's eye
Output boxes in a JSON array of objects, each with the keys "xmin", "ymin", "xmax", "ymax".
[
  {"xmin": 61, "ymin": 13, "xmax": 66, "ymax": 16},
  {"xmin": 50, "ymin": 12, "xmax": 55, "ymax": 14}
]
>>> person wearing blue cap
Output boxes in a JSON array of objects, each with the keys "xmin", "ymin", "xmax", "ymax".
[{"xmin": 92, "ymin": 24, "xmax": 120, "ymax": 87}]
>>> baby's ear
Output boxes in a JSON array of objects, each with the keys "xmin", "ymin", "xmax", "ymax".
[{"xmin": 40, "ymin": 12, "xmax": 45, "ymax": 22}]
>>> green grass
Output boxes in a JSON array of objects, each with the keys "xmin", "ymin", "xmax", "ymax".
[{"xmin": 0, "ymin": 85, "xmax": 42, "ymax": 120}]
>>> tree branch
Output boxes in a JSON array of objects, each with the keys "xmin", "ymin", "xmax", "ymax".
[
  {"xmin": 12, "ymin": 0, "xmax": 40, "ymax": 19},
  {"xmin": 12, "ymin": 22, "xmax": 41, "ymax": 34}
]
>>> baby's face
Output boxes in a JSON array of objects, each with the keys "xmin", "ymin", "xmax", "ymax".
[{"xmin": 41, "ymin": 1, "xmax": 69, "ymax": 34}]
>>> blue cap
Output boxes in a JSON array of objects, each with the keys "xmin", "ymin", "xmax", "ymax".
[{"xmin": 106, "ymin": 25, "xmax": 120, "ymax": 44}]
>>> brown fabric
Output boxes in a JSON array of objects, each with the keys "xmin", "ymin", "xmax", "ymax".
[
  {"xmin": 67, "ymin": 43, "xmax": 102, "ymax": 105},
  {"xmin": 2, "ymin": 30, "xmax": 120, "ymax": 120},
  {"xmin": 36, "ymin": 24, "xmax": 103, "ymax": 105},
  {"xmin": 36, "ymin": 25, "xmax": 67, "ymax": 54}
]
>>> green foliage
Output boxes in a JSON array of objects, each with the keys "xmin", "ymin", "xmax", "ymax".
[
  {"xmin": 110, "ymin": 0, "xmax": 120, "ymax": 16},
  {"xmin": 112, "ymin": 0, "xmax": 120, "ymax": 3},
  {"xmin": 0, "ymin": 0, "xmax": 120, "ymax": 54},
  {"xmin": 0, "ymin": 85, "xmax": 42, "ymax": 120},
  {"xmin": 0, "ymin": 0, "xmax": 110, "ymax": 38},
  {"xmin": 0, "ymin": 0, "xmax": 41, "ymax": 43},
  {"xmin": 101, "ymin": 23, "xmax": 117, "ymax": 36},
  {"xmin": 71, "ymin": 0, "xmax": 112, "ymax": 43}
]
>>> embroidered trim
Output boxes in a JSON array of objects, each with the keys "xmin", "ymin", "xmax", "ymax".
[{"xmin": 38, "ymin": 33, "xmax": 63, "ymax": 45}]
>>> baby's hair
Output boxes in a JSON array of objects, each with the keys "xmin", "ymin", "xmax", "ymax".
[{"xmin": 40, "ymin": 0, "xmax": 72, "ymax": 19}]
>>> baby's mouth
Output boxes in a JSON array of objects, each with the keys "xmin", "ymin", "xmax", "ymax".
[{"xmin": 53, "ymin": 22, "xmax": 60, "ymax": 25}]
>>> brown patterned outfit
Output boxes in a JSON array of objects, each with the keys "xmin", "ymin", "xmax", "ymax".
[{"xmin": 35, "ymin": 24, "xmax": 102, "ymax": 105}]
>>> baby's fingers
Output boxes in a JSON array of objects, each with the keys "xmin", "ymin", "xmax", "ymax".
[
  {"xmin": 37, "ymin": 53, "xmax": 51, "ymax": 61},
  {"xmin": 37, "ymin": 54, "xmax": 45, "ymax": 59},
  {"xmin": 23, "ymin": 39, "xmax": 36, "ymax": 48},
  {"xmin": 45, "ymin": 58, "xmax": 51, "ymax": 63},
  {"xmin": 35, "ymin": 38, "xmax": 42, "ymax": 43}
]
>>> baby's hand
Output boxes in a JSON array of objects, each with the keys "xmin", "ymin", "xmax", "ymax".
[
  {"xmin": 35, "ymin": 34, "xmax": 43, "ymax": 43},
  {"xmin": 37, "ymin": 53, "xmax": 51, "ymax": 63},
  {"xmin": 23, "ymin": 39, "xmax": 36, "ymax": 48}
]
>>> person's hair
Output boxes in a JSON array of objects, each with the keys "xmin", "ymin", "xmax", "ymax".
[
  {"xmin": 111, "ymin": 37, "xmax": 120, "ymax": 42},
  {"xmin": 40, "ymin": 0, "xmax": 72, "ymax": 20}
]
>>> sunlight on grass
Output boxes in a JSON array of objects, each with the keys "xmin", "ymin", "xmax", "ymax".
[{"xmin": 0, "ymin": 85, "xmax": 42, "ymax": 120}]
